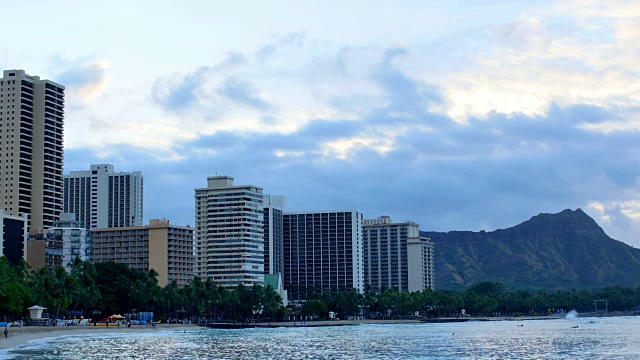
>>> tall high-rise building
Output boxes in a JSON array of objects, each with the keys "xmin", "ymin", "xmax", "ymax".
[
  {"xmin": 194, "ymin": 176, "xmax": 264, "ymax": 289},
  {"xmin": 263, "ymin": 194, "xmax": 285, "ymax": 276},
  {"xmin": 1, "ymin": 70, "xmax": 65, "ymax": 230},
  {"xmin": 363, "ymin": 216, "xmax": 435, "ymax": 292},
  {"xmin": 63, "ymin": 164, "xmax": 143, "ymax": 229},
  {"xmin": 92, "ymin": 219, "xmax": 194, "ymax": 286},
  {"xmin": 283, "ymin": 210, "xmax": 364, "ymax": 300}
]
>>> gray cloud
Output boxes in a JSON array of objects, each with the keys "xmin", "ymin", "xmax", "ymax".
[
  {"xmin": 56, "ymin": 63, "xmax": 106, "ymax": 87},
  {"xmin": 70, "ymin": 45, "xmax": 640, "ymax": 249},
  {"xmin": 152, "ymin": 67, "xmax": 208, "ymax": 111},
  {"xmin": 256, "ymin": 32, "xmax": 306, "ymax": 63},
  {"xmin": 152, "ymin": 51, "xmax": 248, "ymax": 112},
  {"xmin": 370, "ymin": 47, "xmax": 443, "ymax": 117},
  {"xmin": 55, "ymin": 62, "xmax": 109, "ymax": 101},
  {"xmin": 218, "ymin": 77, "xmax": 272, "ymax": 111},
  {"xmin": 66, "ymin": 92, "xmax": 640, "ymax": 246}
]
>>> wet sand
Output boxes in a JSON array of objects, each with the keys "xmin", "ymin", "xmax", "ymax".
[{"xmin": 0, "ymin": 324, "xmax": 203, "ymax": 351}]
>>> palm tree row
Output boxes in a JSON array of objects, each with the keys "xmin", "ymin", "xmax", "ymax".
[{"xmin": 2, "ymin": 256, "xmax": 640, "ymax": 322}]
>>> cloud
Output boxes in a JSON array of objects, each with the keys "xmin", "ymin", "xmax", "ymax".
[
  {"xmin": 58, "ymin": 4, "xmax": 640, "ymax": 248},
  {"xmin": 65, "ymin": 96, "xmax": 640, "ymax": 248},
  {"xmin": 152, "ymin": 67, "xmax": 208, "ymax": 111},
  {"xmin": 218, "ymin": 77, "xmax": 272, "ymax": 111},
  {"xmin": 152, "ymin": 51, "xmax": 247, "ymax": 112},
  {"xmin": 56, "ymin": 61, "xmax": 109, "ymax": 102},
  {"xmin": 256, "ymin": 32, "xmax": 306, "ymax": 63},
  {"xmin": 428, "ymin": 4, "xmax": 640, "ymax": 124},
  {"xmin": 371, "ymin": 46, "xmax": 442, "ymax": 118}
]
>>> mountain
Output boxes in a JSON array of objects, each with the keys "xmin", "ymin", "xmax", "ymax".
[{"xmin": 421, "ymin": 209, "xmax": 640, "ymax": 291}]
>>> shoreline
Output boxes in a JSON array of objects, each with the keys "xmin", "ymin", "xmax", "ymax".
[
  {"xmin": 2, "ymin": 314, "xmax": 634, "ymax": 353},
  {"xmin": 0, "ymin": 324, "xmax": 203, "ymax": 353}
]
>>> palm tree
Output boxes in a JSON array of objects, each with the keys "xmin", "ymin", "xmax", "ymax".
[
  {"xmin": 51, "ymin": 267, "xmax": 77, "ymax": 320},
  {"xmin": 30, "ymin": 267, "xmax": 55, "ymax": 318},
  {"xmin": 69, "ymin": 259, "xmax": 101, "ymax": 317}
]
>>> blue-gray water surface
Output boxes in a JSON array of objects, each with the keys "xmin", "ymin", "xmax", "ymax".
[{"xmin": 2, "ymin": 316, "xmax": 639, "ymax": 359}]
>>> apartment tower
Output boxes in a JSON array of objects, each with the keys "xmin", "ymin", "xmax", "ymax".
[
  {"xmin": 194, "ymin": 176, "xmax": 264, "ymax": 289},
  {"xmin": 283, "ymin": 210, "xmax": 364, "ymax": 300},
  {"xmin": 363, "ymin": 216, "xmax": 435, "ymax": 292},
  {"xmin": 263, "ymin": 194, "xmax": 285, "ymax": 276},
  {"xmin": 1, "ymin": 70, "xmax": 65, "ymax": 230},
  {"xmin": 63, "ymin": 164, "xmax": 143, "ymax": 229}
]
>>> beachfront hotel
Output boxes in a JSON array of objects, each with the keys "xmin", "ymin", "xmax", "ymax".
[
  {"xmin": 194, "ymin": 176, "xmax": 265, "ymax": 288},
  {"xmin": 363, "ymin": 216, "xmax": 435, "ymax": 292},
  {"xmin": 92, "ymin": 219, "xmax": 194, "ymax": 286},
  {"xmin": 283, "ymin": 210, "xmax": 364, "ymax": 300},
  {"xmin": 0, "ymin": 70, "xmax": 65, "ymax": 231},
  {"xmin": 63, "ymin": 164, "xmax": 144, "ymax": 229}
]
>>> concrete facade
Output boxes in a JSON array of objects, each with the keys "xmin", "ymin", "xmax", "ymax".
[
  {"xmin": 283, "ymin": 210, "xmax": 364, "ymax": 300},
  {"xmin": 1, "ymin": 70, "xmax": 65, "ymax": 230},
  {"xmin": 263, "ymin": 194, "xmax": 285, "ymax": 276},
  {"xmin": 92, "ymin": 219, "xmax": 194, "ymax": 286},
  {"xmin": 26, "ymin": 213, "xmax": 93, "ymax": 272},
  {"xmin": 407, "ymin": 236, "xmax": 435, "ymax": 292},
  {"xmin": 55, "ymin": 213, "xmax": 92, "ymax": 272},
  {"xmin": 27, "ymin": 230, "xmax": 62, "ymax": 271},
  {"xmin": 194, "ymin": 176, "xmax": 265, "ymax": 289},
  {"xmin": 63, "ymin": 164, "xmax": 143, "ymax": 229},
  {"xmin": 363, "ymin": 216, "xmax": 435, "ymax": 292}
]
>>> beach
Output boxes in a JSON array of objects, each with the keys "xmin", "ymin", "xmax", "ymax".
[{"xmin": 0, "ymin": 324, "xmax": 202, "ymax": 351}]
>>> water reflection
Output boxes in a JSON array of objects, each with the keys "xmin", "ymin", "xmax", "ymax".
[{"xmin": 4, "ymin": 317, "xmax": 640, "ymax": 360}]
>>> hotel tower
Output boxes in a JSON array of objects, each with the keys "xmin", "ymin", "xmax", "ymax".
[
  {"xmin": 0, "ymin": 70, "xmax": 65, "ymax": 231},
  {"xmin": 64, "ymin": 164, "xmax": 143, "ymax": 229},
  {"xmin": 194, "ymin": 176, "xmax": 265, "ymax": 288}
]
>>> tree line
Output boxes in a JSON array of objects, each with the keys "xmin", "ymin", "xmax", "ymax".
[{"xmin": 1, "ymin": 256, "xmax": 639, "ymax": 322}]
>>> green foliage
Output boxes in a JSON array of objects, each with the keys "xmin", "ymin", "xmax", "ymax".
[
  {"xmin": 2, "ymin": 255, "xmax": 639, "ymax": 322},
  {"xmin": 424, "ymin": 209, "xmax": 640, "ymax": 291},
  {"xmin": 302, "ymin": 300, "xmax": 327, "ymax": 317},
  {"xmin": 0, "ymin": 257, "xmax": 32, "ymax": 316}
]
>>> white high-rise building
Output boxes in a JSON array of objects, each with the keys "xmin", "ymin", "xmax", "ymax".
[
  {"xmin": 363, "ymin": 216, "xmax": 435, "ymax": 292},
  {"xmin": 1, "ymin": 70, "xmax": 65, "ymax": 230},
  {"xmin": 53, "ymin": 213, "xmax": 92, "ymax": 272},
  {"xmin": 263, "ymin": 194, "xmax": 285, "ymax": 275},
  {"xmin": 63, "ymin": 164, "xmax": 143, "ymax": 229},
  {"xmin": 194, "ymin": 176, "xmax": 264, "ymax": 289},
  {"xmin": 283, "ymin": 210, "xmax": 364, "ymax": 300}
]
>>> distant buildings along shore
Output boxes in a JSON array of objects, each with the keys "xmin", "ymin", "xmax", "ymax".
[{"xmin": 0, "ymin": 69, "xmax": 435, "ymax": 302}]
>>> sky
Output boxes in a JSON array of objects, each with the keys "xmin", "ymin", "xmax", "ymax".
[{"xmin": 2, "ymin": 0, "xmax": 640, "ymax": 247}]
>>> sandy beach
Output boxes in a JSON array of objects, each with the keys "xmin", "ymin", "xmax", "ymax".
[{"xmin": 0, "ymin": 324, "xmax": 203, "ymax": 351}]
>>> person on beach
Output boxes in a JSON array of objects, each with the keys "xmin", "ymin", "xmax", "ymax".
[{"xmin": 4, "ymin": 326, "xmax": 8, "ymax": 339}]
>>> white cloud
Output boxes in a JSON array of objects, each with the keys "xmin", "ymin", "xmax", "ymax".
[{"xmin": 428, "ymin": 5, "xmax": 640, "ymax": 124}]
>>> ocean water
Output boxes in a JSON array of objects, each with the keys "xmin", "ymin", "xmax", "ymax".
[{"xmin": 2, "ymin": 316, "xmax": 639, "ymax": 359}]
